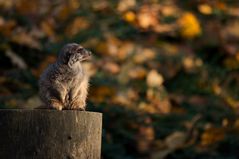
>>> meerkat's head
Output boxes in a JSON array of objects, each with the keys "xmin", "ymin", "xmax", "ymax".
[{"xmin": 58, "ymin": 43, "xmax": 91, "ymax": 67}]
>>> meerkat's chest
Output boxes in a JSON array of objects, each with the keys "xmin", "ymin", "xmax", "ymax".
[{"xmin": 61, "ymin": 74, "xmax": 82, "ymax": 89}]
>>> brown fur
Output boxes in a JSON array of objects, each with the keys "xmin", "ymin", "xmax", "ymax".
[{"xmin": 38, "ymin": 43, "xmax": 91, "ymax": 110}]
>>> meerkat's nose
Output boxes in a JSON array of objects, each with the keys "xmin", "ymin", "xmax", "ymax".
[
  {"xmin": 87, "ymin": 50, "xmax": 92, "ymax": 56},
  {"xmin": 83, "ymin": 48, "xmax": 92, "ymax": 56}
]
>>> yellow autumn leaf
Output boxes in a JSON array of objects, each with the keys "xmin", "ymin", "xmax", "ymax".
[
  {"xmin": 198, "ymin": 4, "xmax": 212, "ymax": 15},
  {"xmin": 123, "ymin": 11, "xmax": 136, "ymax": 23},
  {"xmin": 178, "ymin": 12, "xmax": 201, "ymax": 39}
]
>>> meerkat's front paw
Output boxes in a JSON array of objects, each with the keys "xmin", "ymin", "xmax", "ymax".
[
  {"xmin": 50, "ymin": 99, "xmax": 63, "ymax": 110},
  {"xmin": 68, "ymin": 100, "xmax": 86, "ymax": 110}
]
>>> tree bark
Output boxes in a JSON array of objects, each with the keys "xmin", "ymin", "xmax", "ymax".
[{"xmin": 0, "ymin": 109, "xmax": 102, "ymax": 159}]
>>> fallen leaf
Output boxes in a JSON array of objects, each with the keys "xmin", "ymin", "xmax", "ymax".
[
  {"xmin": 128, "ymin": 66, "xmax": 147, "ymax": 79},
  {"xmin": 11, "ymin": 28, "xmax": 41, "ymax": 49},
  {"xmin": 103, "ymin": 61, "xmax": 120, "ymax": 74},
  {"xmin": 165, "ymin": 131, "xmax": 187, "ymax": 150},
  {"xmin": 200, "ymin": 127, "xmax": 225, "ymax": 146},
  {"xmin": 178, "ymin": 12, "xmax": 201, "ymax": 39},
  {"xmin": 89, "ymin": 86, "xmax": 116, "ymax": 103},
  {"xmin": 65, "ymin": 17, "xmax": 90, "ymax": 37},
  {"xmin": 123, "ymin": 11, "xmax": 136, "ymax": 23},
  {"xmin": 117, "ymin": 0, "xmax": 136, "ymax": 12},
  {"xmin": 133, "ymin": 48, "xmax": 156, "ymax": 64},
  {"xmin": 41, "ymin": 19, "xmax": 56, "ymax": 40},
  {"xmin": 198, "ymin": 4, "xmax": 213, "ymax": 15},
  {"xmin": 146, "ymin": 70, "xmax": 164, "ymax": 88},
  {"xmin": 0, "ymin": 18, "xmax": 16, "ymax": 36}
]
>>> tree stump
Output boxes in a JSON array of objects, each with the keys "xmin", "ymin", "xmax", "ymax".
[{"xmin": 0, "ymin": 109, "xmax": 102, "ymax": 159}]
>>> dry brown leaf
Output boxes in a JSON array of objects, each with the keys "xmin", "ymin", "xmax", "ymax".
[
  {"xmin": 11, "ymin": 28, "xmax": 41, "ymax": 49},
  {"xmin": 0, "ymin": 0, "xmax": 14, "ymax": 9},
  {"xmin": 65, "ymin": 17, "xmax": 90, "ymax": 37},
  {"xmin": 153, "ymin": 98, "xmax": 171, "ymax": 114},
  {"xmin": 112, "ymin": 92, "xmax": 131, "ymax": 106},
  {"xmin": 137, "ymin": 7, "xmax": 159, "ymax": 29},
  {"xmin": 117, "ymin": 41, "xmax": 135, "ymax": 60},
  {"xmin": 133, "ymin": 48, "xmax": 156, "ymax": 64},
  {"xmin": 89, "ymin": 86, "xmax": 116, "ymax": 103},
  {"xmin": 56, "ymin": 0, "xmax": 80, "ymax": 20},
  {"xmin": 137, "ymin": 120, "xmax": 155, "ymax": 153},
  {"xmin": 224, "ymin": 57, "xmax": 239, "ymax": 70},
  {"xmin": 41, "ymin": 19, "xmax": 56, "ymax": 40},
  {"xmin": 117, "ymin": 0, "xmax": 136, "ymax": 12},
  {"xmin": 128, "ymin": 66, "xmax": 147, "ymax": 79},
  {"xmin": 223, "ymin": 21, "xmax": 239, "ymax": 39},
  {"xmin": 139, "ymin": 102, "xmax": 157, "ymax": 114},
  {"xmin": 103, "ymin": 61, "xmax": 120, "ymax": 74},
  {"xmin": 198, "ymin": 4, "xmax": 213, "ymax": 15},
  {"xmin": 0, "ymin": 18, "xmax": 16, "ymax": 36},
  {"xmin": 92, "ymin": 0, "xmax": 109, "ymax": 11},
  {"xmin": 200, "ymin": 128, "xmax": 225, "ymax": 146},
  {"xmin": 15, "ymin": 0, "xmax": 39, "ymax": 15},
  {"xmin": 127, "ymin": 88, "xmax": 139, "ymax": 101},
  {"xmin": 146, "ymin": 70, "xmax": 164, "ymax": 88},
  {"xmin": 161, "ymin": 5, "xmax": 179, "ymax": 17},
  {"xmin": 165, "ymin": 131, "xmax": 187, "ymax": 150}
]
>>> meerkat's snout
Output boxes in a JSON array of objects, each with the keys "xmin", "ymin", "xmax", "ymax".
[{"xmin": 78, "ymin": 47, "xmax": 92, "ymax": 61}]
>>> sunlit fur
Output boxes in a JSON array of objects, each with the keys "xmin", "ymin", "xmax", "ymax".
[{"xmin": 39, "ymin": 43, "xmax": 91, "ymax": 110}]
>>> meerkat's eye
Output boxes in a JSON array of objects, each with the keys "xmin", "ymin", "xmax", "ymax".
[{"xmin": 76, "ymin": 48, "xmax": 83, "ymax": 53}]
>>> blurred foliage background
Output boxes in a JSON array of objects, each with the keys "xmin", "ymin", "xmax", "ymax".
[{"xmin": 0, "ymin": 0, "xmax": 239, "ymax": 158}]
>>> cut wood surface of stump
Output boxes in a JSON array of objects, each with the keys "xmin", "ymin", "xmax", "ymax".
[{"xmin": 0, "ymin": 109, "xmax": 102, "ymax": 159}]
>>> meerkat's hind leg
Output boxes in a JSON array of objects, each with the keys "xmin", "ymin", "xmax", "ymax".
[{"xmin": 47, "ymin": 86, "xmax": 66, "ymax": 110}]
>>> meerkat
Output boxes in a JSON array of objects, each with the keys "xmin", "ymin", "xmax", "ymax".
[{"xmin": 38, "ymin": 43, "xmax": 91, "ymax": 110}]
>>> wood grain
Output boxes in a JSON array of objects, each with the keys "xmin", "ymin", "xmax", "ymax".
[{"xmin": 0, "ymin": 109, "xmax": 102, "ymax": 159}]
